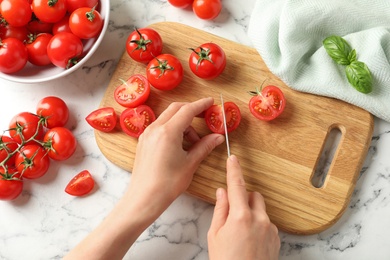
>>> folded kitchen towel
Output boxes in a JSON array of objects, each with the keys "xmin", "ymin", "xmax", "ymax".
[{"xmin": 247, "ymin": 0, "xmax": 390, "ymax": 122}]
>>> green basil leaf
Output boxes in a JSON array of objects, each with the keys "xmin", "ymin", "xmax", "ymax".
[
  {"xmin": 347, "ymin": 49, "xmax": 357, "ymax": 63},
  {"xmin": 323, "ymin": 35, "xmax": 352, "ymax": 65},
  {"xmin": 345, "ymin": 61, "xmax": 372, "ymax": 94}
]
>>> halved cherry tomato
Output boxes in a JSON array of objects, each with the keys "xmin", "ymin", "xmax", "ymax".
[
  {"xmin": 36, "ymin": 96, "xmax": 69, "ymax": 129},
  {"xmin": 248, "ymin": 85, "xmax": 286, "ymax": 121},
  {"xmin": 204, "ymin": 101, "xmax": 241, "ymax": 134},
  {"xmin": 189, "ymin": 42, "xmax": 226, "ymax": 80},
  {"xmin": 168, "ymin": 0, "xmax": 194, "ymax": 8},
  {"xmin": 120, "ymin": 105, "xmax": 156, "ymax": 138},
  {"xmin": 126, "ymin": 28, "xmax": 163, "ymax": 63},
  {"xmin": 65, "ymin": 170, "xmax": 94, "ymax": 196},
  {"xmin": 193, "ymin": 0, "xmax": 222, "ymax": 20},
  {"xmin": 114, "ymin": 74, "xmax": 151, "ymax": 108},
  {"xmin": 43, "ymin": 127, "xmax": 77, "ymax": 161},
  {"xmin": 0, "ymin": 168, "xmax": 23, "ymax": 201},
  {"xmin": 86, "ymin": 107, "xmax": 117, "ymax": 132},
  {"xmin": 9, "ymin": 112, "xmax": 45, "ymax": 145},
  {"xmin": 146, "ymin": 54, "xmax": 183, "ymax": 91},
  {"xmin": 15, "ymin": 144, "xmax": 50, "ymax": 179},
  {"xmin": 0, "ymin": 135, "xmax": 18, "ymax": 168}
]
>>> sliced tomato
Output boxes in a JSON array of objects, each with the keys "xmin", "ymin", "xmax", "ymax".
[
  {"xmin": 114, "ymin": 74, "xmax": 151, "ymax": 108},
  {"xmin": 248, "ymin": 85, "xmax": 286, "ymax": 121},
  {"xmin": 120, "ymin": 105, "xmax": 156, "ymax": 138},
  {"xmin": 65, "ymin": 170, "xmax": 94, "ymax": 196},
  {"xmin": 85, "ymin": 107, "xmax": 117, "ymax": 132},
  {"xmin": 204, "ymin": 101, "xmax": 241, "ymax": 134}
]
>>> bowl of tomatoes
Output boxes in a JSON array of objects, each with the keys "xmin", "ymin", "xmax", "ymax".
[{"xmin": 0, "ymin": 0, "xmax": 110, "ymax": 84}]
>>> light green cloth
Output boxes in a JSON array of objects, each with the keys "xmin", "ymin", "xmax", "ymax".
[{"xmin": 248, "ymin": 0, "xmax": 390, "ymax": 122}]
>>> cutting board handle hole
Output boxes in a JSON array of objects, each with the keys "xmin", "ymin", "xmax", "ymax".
[{"xmin": 311, "ymin": 127, "xmax": 342, "ymax": 188}]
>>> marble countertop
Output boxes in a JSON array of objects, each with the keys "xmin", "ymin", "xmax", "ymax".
[{"xmin": 1, "ymin": 0, "xmax": 390, "ymax": 259}]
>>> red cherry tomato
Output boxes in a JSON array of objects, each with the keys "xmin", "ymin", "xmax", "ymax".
[
  {"xmin": 0, "ymin": 135, "xmax": 18, "ymax": 168},
  {"xmin": 69, "ymin": 7, "xmax": 103, "ymax": 39},
  {"xmin": 114, "ymin": 74, "xmax": 151, "ymax": 108},
  {"xmin": 65, "ymin": 170, "xmax": 95, "ymax": 196},
  {"xmin": 0, "ymin": 169, "xmax": 23, "ymax": 201},
  {"xmin": 26, "ymin": 18, "xmax": 53, "ymax": 34},
  {"xmin": 0, "ymin": 25, "xmax": 29, "ymax": 41},
  {"xmin": 126, "ymin": 28, "xmax": 163, "ymax": 63},
  {"xmin": 0, "ymin": 0, "xmax": 32, "ymax": 27},
  {"xmin": 9, "ymin": 112, "xmax": 45, "ymax": 145},
  {"xmin": 26, "ymin": 33, "xmax": 53, "ymax": 66},
  {"xmin": 0, "ymin": 38, "xmax": 28, "ymax": 74},
  {"xmin": 43, "ymin": 127, "xmax": 77, "ymax": 161},
  {"xmin": 120, "ymin": 105, "xmax": 156, "ymax": 138},
  {"xmin": 36, "ymin": 96, "xmax": 69, "ymax": 128},
  {"xmin": 32, "ymin": 0, "xmax": 67, "ymax": 23},
  {"xmin": 189, "ymin": 42, "xmax": 226, "ymax": 80},
  {"xmin": 52, "ymin": 15, "xmax": 71, "ymax": 34},
  {"xmin": 66, "ymin": 0, "xmax": 98, "ymax": 13},
  {"xmin": 47, "ymin": 32, "xmax": 83, "ymax": 69},
  {"xmin": 168, "ymin": 0, "xmax": 194, "ymax": 8},
  {"xmin": 146, "ymin": 54, "xmax": 183, "ymax": 91},
  {"xmin": 193, "ymin": 0, "xmax": 222, "ymax": 20},
  {"xmin": 204, "ymin": 101, "xmax": 241, "ymax": 134},
  {"xmin": 15, "ymin": 144, "xmax": 50, "ymax": 179},
  {"xmin": 85, "ymin": 107, "xmax": 117, "ymax": 132},
  {"xmin": 248, "ymin": 85, "xmax": 286, "ymax": 121}
]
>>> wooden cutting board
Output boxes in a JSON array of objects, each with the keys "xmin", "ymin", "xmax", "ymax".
[{"xmin": 96, "ymin": 22, "xmax": 374, "ymax": 235}]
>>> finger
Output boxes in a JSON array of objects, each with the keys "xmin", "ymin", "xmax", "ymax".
[
  {"xmin": 152, "ymin": 101, "xmax": 188, "ymax": 126},
  {"xmin": 187, "ymin": 133, "xmax": 225, "ymax": 167},
  {"xmin": 209, "ymin": 188, "xmax": 229, "ymax": 233},
  {"xmin": 226, "ymin": 155, "xmax": 249, "ymax": 210},
  {"xmin": 248, "ymin": 191, "xmax": 267, "ymax": 212},
  {"xmin": 183, "ymin": 125, "xmax": 200, "ymax": 144}
]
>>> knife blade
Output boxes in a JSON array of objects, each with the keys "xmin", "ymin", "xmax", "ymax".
[{"xmin": 220, "ymin": 94, "xmax": 231, "ymax": 157}]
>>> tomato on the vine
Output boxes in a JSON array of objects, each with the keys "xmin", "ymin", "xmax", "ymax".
[
  {"xmin": 43, "ymin": 127, "xmax": 77, "ymax": 161},
  {"xmin": 126, "ymin": 28, "xmax": 163, "ymax": 63},
  {"xmin": 26, "ymin": 33, "xmax": 53, "ymax": 66},
  {"xmin": 15, "ymin": 144, "xmax": 50, "ymax": 179},
  {"xmin": 0, "ymin": 135, "xmax": 18, "ymax": 168},
  {"xmin": 146, "ymin": 54, "xmax": 183, "ymax": 91},
  {"xmin": 204, "ymin": 101, "xmax": 241, "ymax": 134},
  {"xmin": 189, "ymin": 42, "xmax": 226, "ymax": 80},
  {"xmin": 69, "ymin": 6, "xmax": 103, "ymax": 39},
  {"xmin": 114, "ymin": 74, "xmax": 151, "ymax": 108},
  {"xmin": 0, "ymin": 169, "xmax": 23, "ymax": 201},
  {"xmin": 120, "ymin": 105, "xmax": 156, "ymax": 138},
  {"xmin": 168, "ymin": 0, "xmax": 194, "ymax": 8},
  {"xmin": 32, "ymin": 0, "xmax": 67, "ymax": 24},
  {"xmin": 0, "ymin": 38, "xmax": 28, "ymax": 74},
  {"xmin": 248, "ymin": 85, "xmax": 286, "ymax": 121},
  {"xmin": 9, "ymin": 112, "xmax": 45, "ymax": 145},
  {"xmin": 0, "ymin": 0, "xmax": 32, "ymax": 27},
  {"xmin": 193, "ymin": 0, "xmax": 222, "ymax": 20},
  {"xmin": 36, "ymin": 96, "xmax": 69, "ymax": 128},
  {"xmin": 47, "ymin": 32, "xmax": 83, "ymax": 69},
  {"xmin": 86, "ymin": 107, "xmax": 117, "ymax": 132},
  {"xmin": 65, "ymin": 170, "xmax": 94, "ymax": 196}
]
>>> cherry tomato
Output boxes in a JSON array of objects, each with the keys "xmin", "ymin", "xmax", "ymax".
[
  {"xmin": 15, "ymin": 144, "xmax": 50, "ymax": 179},
  {"xmin": 47, "ymin": 32, "xmax": 83, "ymax": 69},
  {"xmin": 69, "ymin": 7, "xmax": 103, "ymax": 39},
  {"xmin": 0, "ymin": 169, "xmax": 23, "ymax": 201},
  {"xmin": 0, "ymin": 25, "xmax": 29, "ymax": 41},
  {"xmin": 9, "ymin": 112, "xmax": 45, "ymax": 145},
  {"xmin": 0, "ymin": 38, "xmax": 28, "ymax": 74},
  {"xmin": 26, "ymin": 17, "xmax": 53, "ymax": 34},
  {"xmin": 168, "ymin": 0, "xmax": 194, "ymax": 8},
  {"xmin": 0, "ymin": 0, "xmax": 32, "ymax": 27},
  {"xmin": 0, "ymin": 135, "xmax": 18, "ymax": 168},
  {"xmin": 204, "ymin": 101, "xmax": 241, "ymax": 134},
  {"xmin": 120, "ymin": 105, "xmax": 156, "ymax": 138},
  {"xmin": 189, "ymin": 42, "xmax": 226, "ymax": 80},
  {"xmin": 193, "ymin": 0, "xmax": 222, "ymax": 20},
  {"xmin": 36, "ymin": 96, "xmax": 69, "ymax": 128},
  {"xmin": 126, "ymin": 28, "xmax": 163, "ymax": 63},
  {"xmin": 65, "ymin": 170, "xmax": 94, "ymax": 196},
  {"xmin": 43, "ymin": 127, "xmax": 77, "ymax": 161},
  {"xmin": 146, "ymin": 54, "xmax": 183, "ymax": 91},
  {"xmin": 32, "ymin": 0, "xmax": 67, "ymax": 23},
  {"xmin": 66, "ymin": 0, "xmax": 98, "ymax": 13},
  {"xmin": 114, "ymin": 74, "xmax": 151, "ymax": 108},
  {"xmin": 85, "ymin": 107, "xmax": 117, "ymax": 132},
  {"xmin": 52, "ymin": 15, "xmax": 71, "ymax": 34},
  {"xmin": 248, "ymin": 85, "xmax": 286, "ymax": 121},
  {"xmin": 26, "ymin": 33, "xmax": 53, "ymax": 66}
]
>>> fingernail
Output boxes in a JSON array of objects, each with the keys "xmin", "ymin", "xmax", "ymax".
[
  {"xmin": 216, "ymin": 135, "xmax": 225, "ymax": 145},
  {"xmin": 229, "ymin": 154, "xmax": 239, "ymax": 164},
  {"xmin": 216, "ymin": 188, "xmax": 223, "ymax": 200}
]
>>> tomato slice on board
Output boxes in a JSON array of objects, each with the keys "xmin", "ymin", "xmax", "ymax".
[
  {"xmin": 114, "ymin": 74, "xmax": 151, "ymax": 108},
  {"xmin": 204, "ymin": 101, "xmax": 241, "ymax": 134},
  {"xmin": 86, "ymin": 107, "xmax": 117, "ymax": 132},
  {"xmin": 120, "ymin": 105, "xmax": 156, "ymax": 138},
  {"xmin": 248, "ymin": 85, "xmax": 286, "ymax": 121},
  {"xmin": 65, "ymin": 170, "xmax": 95, "ymax": 196}
]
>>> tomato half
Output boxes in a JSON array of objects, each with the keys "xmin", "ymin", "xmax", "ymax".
[
  {"xmin": 204, "ymin": 101, "xmax": 241, "ymax": 134},
  {"xmin": 26, "ymin": 33, "xmax": 53, "ymax": 66},
  {"xmin": 0, "ymin": 169, "xmax": 23, "ymax": 201},
  {"xmin": 193, "ymin": 0, "xmax": 222, "ymax": 20},
  {"xmin": 0, "ymin": 38, "xmax": 28, "ymax": 74},
  {"xmin": 126, "ymin": 28, "xmax": 163, "ymax": 63},
  {"xmin": 248, "ymin": 85, "xmax": 286, "ymax": 121},
  {"xmin": 15, "ymin": 144, "xmax": 50, "ymax": 179},
  {"xmin": 9, "ymin": 112, "xmax": 45, "ymax": 144},
  {"xmin": 146, "ymin": 54, "xmax": 183, "ymax": 91},
  {"xmin": 43, "ymin": 127, "xmax": 77, "ymax": 161},
  {"xmin": 65, "ymin": 170, "xmax": 94, "ymax": 196},
  {"xmin": 168, "ymin": 0, "xmax": 194, "ymax": 8},
  {"xmin": 0, "ymin": 135, "xmax": 18, "ymax": 168},
  {"xmin": 114, "ymin": 74, "xmax": 151, "ymax": 108},
  {"xmin": 189, "ymin": 42, "xmax": 226, "ymax": 80},
  {"xmin": 47, "ymin": 32, "xmax": 83, "ymax": 69},
  {"xmin": 69, "ymin": 7, "xmax": 103, "ymax": 39},
  {"xmin": 120, "ymin": 105, "xmax": 156, "ymax": 138},
  {"xmin": 85, "ymin": 107, "xmax": 117, "ymax": 132},
  {"xmin": 36, "ymin": 96, "xmax": 69, "ymax": 128}
]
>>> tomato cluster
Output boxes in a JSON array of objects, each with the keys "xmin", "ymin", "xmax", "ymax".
[
  {"xmin": 0, "ymin": 0, "xmax": 104, "ymax": 73},
  {"xmin": 168, "ymin": 0, "xmax": 222, "ymax": 20},
  {"xmin": 0, "ymin": 96, "xmax": 93, "ymax": 201}
]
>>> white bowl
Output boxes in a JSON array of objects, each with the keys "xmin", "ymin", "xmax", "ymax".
[{"xmin": 0, "ymin": 0, "xmax": 110, "ymax": 84}]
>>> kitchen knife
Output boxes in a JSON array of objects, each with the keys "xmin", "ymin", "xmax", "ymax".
[{"xmin": 220, "ymin": 94, "xmax": 231, "ymax": 157}]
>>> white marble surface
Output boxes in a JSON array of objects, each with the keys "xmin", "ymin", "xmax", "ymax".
[{"xmin": 1, "ymin": 0, "xmax": 390, "ymax": 259}]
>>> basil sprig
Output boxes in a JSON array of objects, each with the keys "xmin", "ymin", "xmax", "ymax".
[{"xmin": 323, "ymin": 35, "xmax": 372, "ymax": 94}]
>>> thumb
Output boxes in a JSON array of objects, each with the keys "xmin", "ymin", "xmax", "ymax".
[
  {"xmin": 209, "ymin": 188, "xmax": 229, "ymax": 233},
  {"xmin": 188, "ymin": 133, "xmax": 224, "ymax": 166}
]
